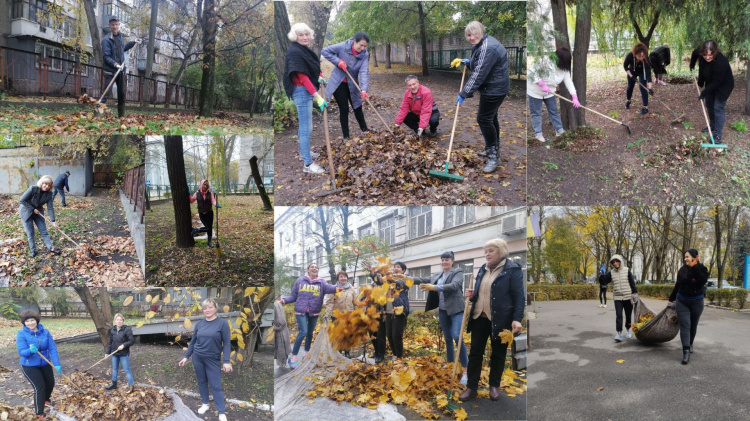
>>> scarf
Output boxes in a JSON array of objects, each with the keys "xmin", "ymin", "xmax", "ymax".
[{"xmin": 283, "ymin": 42, "xmax": 321, "ymax": 98}]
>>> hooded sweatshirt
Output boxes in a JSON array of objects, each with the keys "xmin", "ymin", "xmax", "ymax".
[
  {"xmin": 189, "ymin": 179, "xmax": 216, "ymax": 214},
  {"xmin": 325, "ymin": 281, "xmax": 358, "ymax": 316},
  {"xmin": 282, "ymin": 275, "xmax": 339, "ymax": 316},
  {"xmin": 599, "ymin": 254, "xmax": 637, "ymax": 300}
]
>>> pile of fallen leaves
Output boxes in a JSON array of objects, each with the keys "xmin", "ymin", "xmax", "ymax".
[
  {"xmin": 0, "ymin": 194, "xmax": 15, "ymax": 215},
  {"xmin": 313, "ymin": 128, "xmax": 492, "ymax": 205},
  {"xmin": 66, "ymin": 199, "xmax": 95, "ymax": 210},
  {"xmin": 0, "ymin": 317, "xmax": 16, "ymax": 328},
  {"xmin": 631, "ymin": 313, "xmax": 655, "ymax": 333},
  {"xmin": 55, "ymin": 371, "xmax": 174, "ymax": 421},
  {"xmin": 645, "ymin": 135, "xmax": 707, "ymax": 168},
  {"xmin": 1, "ymin": 404, "xmax": 59, "ymax": 420},
  {"xmin": 550, "ymin": 126, "xmax": 608, "ymax": 153},
  {"xmin": 91, "ymin": 235, "xmax": 136, "ymax": 255}
]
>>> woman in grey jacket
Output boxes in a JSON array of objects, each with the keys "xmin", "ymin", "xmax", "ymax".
[
  {"xmin": 413, "ymin": 251, "xmax": 468, "ymax": 384},
  {"xmin": 19, "ymin": 175, "xmax": 62, "ymax": 258},
  {"xmin": 322, "ymin": 32, "xmax": 371, "ymax": 138}
]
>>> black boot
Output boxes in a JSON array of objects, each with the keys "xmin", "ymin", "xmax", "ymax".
[
  {"xmin": 689, "ymin": 345, "xmax": 693, "ymax": 353},
  {"xmin": 117, "ymin": 104, "xmax": 125, "ymax": 118},
  {"xmin": 639, "ymin": 107, "xmax": 649, "ymax": 116},
  {"xmin": 483, "ymin": 147, "xmax": 498, "ymax": 173},
  {"xmin": 207, "ymin": 241, "xmax": 215, "ymax": 248},
  {"xmin": 681, "ymin": 349, "xmax": 690, "ymax": 365},
  {"xmin": 625, "ymin": 100, "xmax": 631, "ymax": 109},
  {"xmin": 105, "ymin": 380, "xmax": 117, "ymax": 390}
]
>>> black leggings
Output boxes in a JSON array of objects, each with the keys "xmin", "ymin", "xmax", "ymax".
[
  {"xmin": 626, "ymin": 74, "xmax": 649, "ymax": 107},
  {"xmin": 614, "ymin": 299, "xmax": 633, "ymax": 332},
  {"xmin": 477, "ymin": 94, "xmax": 505, "ymax": 149},
  {"xmin": 384, "ymin": 313, "xmax": 407, "ymax": 358},
  {"xmin": 599, "ymin": 288, "xmax": 607, "ymax": 305},
  {"xmin": 333, "ymin": 83, "xmax": 368, "ymax": 138},
  {"xmin": 198, "ymin": 210, "xmax": 214, "ymax": 242},
  {"xmin": 22, "ymin": 365, "xmax": 55, "ymax": 415},
  {"xmin": 676, "ymin": 296, "xmax": 704, "ymax": 350}
]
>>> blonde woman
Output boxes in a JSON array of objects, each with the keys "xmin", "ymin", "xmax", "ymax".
[
  {"xmin": 105, "ymin": 313, "xmax": 135, "ymax": 393},
  {"xmin": 19, "ymin": 175, "xmax": 61, "ymax": 257},
  {"xmin": 179, "ymin": 299, "xmax": 232, "ymax": 421}
]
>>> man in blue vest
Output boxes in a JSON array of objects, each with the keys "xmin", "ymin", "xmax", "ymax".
[{"xmin": 101, "ymin": 15, "xmax": 141, "ymax": 117}]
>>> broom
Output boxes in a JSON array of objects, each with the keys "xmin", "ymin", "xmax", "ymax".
[{"xmin": 428, "ymin": 64, "xmax": 466, "ymax": 182}]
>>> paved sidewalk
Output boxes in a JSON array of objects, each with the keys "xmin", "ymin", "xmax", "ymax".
[{"xmin": 527, "ymin": 297, "xmax": 750, "ymax": 421}]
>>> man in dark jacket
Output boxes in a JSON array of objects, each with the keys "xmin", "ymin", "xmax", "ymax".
[
  {"xmin": 456, "ymin": 21, "xmax": 509, "ymax": 174},
  {"xmin": 52, "ymin": 171, "xmax": 70, "ymax": 207},
  {"xmin": 101, "ymin": 15, "xmax": 140, "ymax": 117}
]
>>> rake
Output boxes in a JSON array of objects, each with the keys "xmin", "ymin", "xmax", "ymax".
[
  {"xmin": 35, "ymin": 350, "xmax": 86, "ymax": 395},
  {"xmin": 341, "ymin": 67, "xmax": 394, "ymax": 136},
  {"xmin": 692, "ymin": 75, "xmax": 727, "ymax": 149},
  {"xmin": 84, "ymin": 351, "xmax": 117, "ymax": 373},
  {"xmin": 428, "ymin": 65, "xmax": 466, "ymax": 182},
  {"xmin": 635, "ymin": 79, "xmax": 685, "ymax": 124},
  {"xmin": 42, "ymin": 214, "xmax": 100, "ymax": 257},
  {"xmin": 315, "ymin": 82, "xmax": 354, "ymax": 197},
  {"xmin": 551, "ymin": 92, "xmax": 632, "ymax": 135}
]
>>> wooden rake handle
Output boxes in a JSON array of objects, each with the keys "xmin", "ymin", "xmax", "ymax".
[
  {"xmin": 453, "ymin": 274, "xmax": 473, "ymax": 378},
  {"xmin": 42, "ymin": 214, "xmax": 80, "ymax": 248},
  {"xmin": 551, "ymin": 92, "xmax": 626, "ymax": 126},
  {"xmin": 446, "ymin": 65, "xmax": 467, "ymax": 164},
  {"xmin": 341, "ymin": 67, "xmax": 394, "ymax": 136},
  {"xmin": 319, "ymin": 82, "xmax": 337, "ymax": 188},
  {"xmin": 85, "ymin": 351, "xmax": 116, "ymax": 372},
  {"xmin": 692, "ymin": 74, "xmax": 715, "ymax": 140},
  {"xmin": 35, "ymin": 350, "xmax": 86, "ymax": 394}
]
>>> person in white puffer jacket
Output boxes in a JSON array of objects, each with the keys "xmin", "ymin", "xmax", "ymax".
[
  {"xmin": 527, "ymin": 47, "xmax": 581, "ymax": 143},
  {"xmin": 598, "ymin": 254, "xmax": 639, "ymax": 342}
]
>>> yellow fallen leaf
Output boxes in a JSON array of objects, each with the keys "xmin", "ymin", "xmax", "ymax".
[
  {"xmin": 616, "ymin": 359, "xmax": 625, "ymax": 363},
  {"xmin": 498, "ymin": 329, "xmax": 514, "ymax": 345}
]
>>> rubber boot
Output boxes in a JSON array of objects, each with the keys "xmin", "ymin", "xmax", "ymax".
[
  {"xmin": 207, "ymin": 241, "xmax": 215, "ymax": 248},
  {"xmin": 681, "ymin": 349, "xmax": 690, "ymax": 365},
  {"xmin": 478, "ymin": 138, "xmax": 500, "ymax": 158},
  {"xmin": 117, "ymin": 104, "xmax": 125, "ymax": 118},
  {"xmin": 482, "ymin": 147, "xmax": 498, "ymax": 173},
  {"xmin": 105, "ymin": 380, "xmax": 117, "ymax": 390}
]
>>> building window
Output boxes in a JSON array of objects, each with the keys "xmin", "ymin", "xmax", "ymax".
[
  {"xmin": 491, "ymin": 206, "xmax": 506, "ymax": 216},
  {"xmin": 445, "ymin": 206, "xmax": 475, "ymax": 229},
  {"xmin": 291, "ymin": 223, "xmax": 296, "ymax": 242},
  {"xmin": 358, "ymin": 223, "xmax": 372, "ymax": 238},
  {"xmin": 507, "ymin": 252, "xmax": 526, "ymax": 269},
  {"xmin": 409, "ymin": 206, "xmax": 432, "ymax": 239},
  {"xmin": 408, "ymin": 266, "xmax": 432, "ymax": 301},
  {"xmin": 35, "ymin": 44, "xmax": 62, "ymax": 72},
  {"xmin": 64, "ymin": 52, "xmax": 89, "ymax": 77},
  {"xmin": 316, "ymin": 245, "xmax": 324, "ymax": 268},
  {"xmin": 455, "ymin": 260, "xmax": 475, "ymax": 291},
  {"xmin": 356, "ymin": 275, "xmax": 370, "ymax": 289},
  {"xmin": 306, "ymin": 250, "xmax": 314, "ymax": 269},
  {"xmin": 378, "ymin": 216, "xmax": 395, "ymax": 245}
]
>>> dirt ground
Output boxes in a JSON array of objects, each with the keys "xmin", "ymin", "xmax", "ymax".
[
  {"xmin": 144, "ymin": 196, "xmax": 273, "ymax": 286},
  {"xmin": 274, "ymin": 63, "xmax": 527, "ymax": 206},
  {"xmin": 0, "ymin": 339, "xmax": 273, "ymax": 421},
  {"xmin": 0, "ymin": 188, "xmax": 143, "ymax": 286},
  {"xmin": 527, "ymin": 72, "xmax": 750, "ymax": 205}
]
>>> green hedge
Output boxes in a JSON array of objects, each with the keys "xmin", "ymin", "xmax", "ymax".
[
  {"xmin": 527, "ymin": 284, "xmax": 597, "ymax": 300},
  {"xmin": 636, "ymin": 285, "xmax": 675, "ymax": 299},
  {"xmin": 706, "ymin": 289, "xmax": 749, "ymax": 308}
]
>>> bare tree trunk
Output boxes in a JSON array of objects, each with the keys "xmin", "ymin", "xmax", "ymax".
[
  {"xmin": 746, "ymin": 59, "xmax": 750, "ymax": 115},
  {"xmin": 418, "ymin": 2, "xmax": 429, "ymax": 77},
  {"xmin": 250, "ymin": 156, "xmax": 273, "ymax": 211},
  {"xmin": 83, "ymin": 0, "xmax": 103, "ymax": 68},
  {"xmin": 165, "ymin": 136, "xmax": 196, "ymax": 248},
  {"xmin": 385, "ymin": 43, "xmax": 392, "ymax": 69},
  {"xmin": 372, "ymin": 47, "xmax": 379, "ymax": 67},
  {"xmin": 273, "ymin": 1, "xmax": 291, "ymax": 92},
  {"xmin": 171, "ymin": 29, "xmax": 199, "ymax": 86},
  {"xmin": 571, "ymin": 0, "xmax": 592, "ymax": 128},
  {"xmin": 628, "ymin": 4, "xmax": 660, "ymax": 48},
  {"xmin": 199, "ymin": 0, "xmax": 217, "ymax": 117},
  {"xmin": 143, "ymin": 0, "xmax": 159, "ymax": 107},
  {"xmin": 550, "ymin": 0, "xmax": 574, "ymax": 129},
  {"xmin": 74, "ymin": 287, "xmax": 112, "ymax": 347},
  {"xmin": 307, "ymin": 2, "xmax": 333, "ymax": 56},
  {"xmin": 239, "ymin": 289, "xmax": 274, "ymax": 367}
]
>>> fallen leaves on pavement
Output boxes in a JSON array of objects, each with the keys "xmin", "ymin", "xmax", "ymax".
[
  {"xmin": 0, "ymin": 404, "xmax": 59, "ymax": 420},
  {"xmin": 55, "ymin": 371, "xmax": 174, "ymax": 421}
]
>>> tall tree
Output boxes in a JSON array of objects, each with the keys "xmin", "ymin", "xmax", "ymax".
[
  {"xmin": 527, "ymin": 205, "xmax": 546, "ymax": 283},
  {"xmin": 287, "ymin": 1, "xmax": 333, "ymax": 56},
  {"xmin": 198, "ymin": 0, "xmax": 218, "ymax": 117},
  {"xmin": 570, "ymin": 0, "xmax": 592, "ymax": 128},
  {"xmin": 250, "ymin": 156, "xmax": 273, "ymax": 211},
  {"xmin": 82, "ymin": 0, "xmax": 103, "ymax": 67},
  {"xmin": 273, "ymin": 1, "xmax": 291, "ymax": 92},
  {"xmin": 74, "ymin": 287, "xmax": 113, "ymax": 347},
  {"xmin": 713, "ymin": 206, "xmax": 741, "ymax": 287},
  {"xmin": 545, "ymin": 217, "xmax": 582, "ymax": 283},
  {"xmin": 164, "ymin": 136, "xmax": 196, "ymax": 248},
  {"xmin": 310, "ymin": 207, "xmax": 338, "ymax": 281},
  {"xmin": 143, "ymin": 0, "xmax": 159, "ymax": 104}
]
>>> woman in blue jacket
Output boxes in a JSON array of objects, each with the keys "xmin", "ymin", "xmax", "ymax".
[
  {"xmin": 17, "ymin": 310, "xmax": 62, "ymax": 417},
  {"xmin": 322, "ymin": 32, "xmax": 371, "ymax": 139},
  {"xmin": 459, "ymin": 239, "xmax": 524, "ymax": 402}
]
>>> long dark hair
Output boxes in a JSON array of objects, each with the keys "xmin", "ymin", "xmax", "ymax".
[
  {"xmin": 632, "ymin": 43, "xmax": 648, "ymax": 61},
  {"xmin": 555, "ymin": 47, "xmax": 572, "ymax": 72},
  {"xmin": 699, "ymin": 40, "xmax": 721, "ymax": 57}
]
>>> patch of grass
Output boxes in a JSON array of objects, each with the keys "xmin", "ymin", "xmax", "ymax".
[
  {"xmin": 627, "ymin": 138, "xmax": 647, "ymax": 148},
  {"xmin": 682, "ymin": 121, "xmax": 695, "ymax": 130},
  {"xmin": 542, "ymin": 161, "xmax": 558, "ymax": 171},
  {"xmin": 730, "ymin": 119, "xmax": 748, "ymax": 132}
]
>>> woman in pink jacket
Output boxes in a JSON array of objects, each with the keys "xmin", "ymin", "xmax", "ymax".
[{"xmin": 188, "ymin": 179, "xmax": 220, "ymax": 248}]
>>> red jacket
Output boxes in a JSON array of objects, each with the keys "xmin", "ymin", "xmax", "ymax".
[{"xmin": 395, "ymin": 85, "xmax": 435, "ymax": 129}]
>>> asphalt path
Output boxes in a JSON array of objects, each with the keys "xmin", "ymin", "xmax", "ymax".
[{"xmin": 526, "ymin": 296, "xmax": 750, "ymax": 421}]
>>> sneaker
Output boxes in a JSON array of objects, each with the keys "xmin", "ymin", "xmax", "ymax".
[
  {"xmin": 303, "ymin": 163, "xmax": 325, "ymax": 174},
  {"xmin": 197, "ymin": 404, "xmax": 210, "ymax": 415},
  {"xmin": 299, "ymin": 151, "xmax": 320, "ymax": 161},
  {"xmin": 460, "ymin": 372, "xmax": 468, "ymax": 385},
  {"xmin": 614, "ymin": 332, "xmax": 623, "ymax": 342},
  {"xmin": 555, "ymin": 129, "xmax": 565, "ymax": 137},
  {"xmin": 219, "ymin": 415, "xmax": 228, "ymax": 421},
  {"xmin": 625, "ymin": 100, "xmax": 631, "ymax": 109},
  {"xmin": 535, "ymin": 133, "xmax": 546, "ymax": 143},
  {"xmin": 658, "ymin": 80, "xmax": 667, "ymax": 86},
  {"xmin": 639, "ymin": 107, "xmax": 649, "ymax": 116},
  {"xmin": 625, "ymin": 330, "xmax": 633, "ymax": 339},
  {"xmin": 288, "ymin": 354, "xmax": 299, "ymax": 369},
  {"xmin": 603, "ymin": 304, "xmax": 607, "ymax": 308}
]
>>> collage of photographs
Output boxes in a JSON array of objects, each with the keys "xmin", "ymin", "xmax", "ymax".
[{"xmin": 0, "ymin": 0, "xmax": 747, "ymax": 420}]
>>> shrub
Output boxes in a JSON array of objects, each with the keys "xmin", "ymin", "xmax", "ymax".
[
  {"xmin": 527, "ymin": 284, "xmax": 597, "ymax": 300},
  {"xmin": 705, "ymin": 289, "xmax": 718, "ymax": 304},
  {"xmin": 636, "ymin": 285, "xmax": 674, "ymax": 299},
  {"xmin": 735, "ymin": 289, "xmax": 748, "ymax": 309},
  {"xmin": 1, "ymin": 299, "xmax": 18, "ymax": 319},
  {"xmin": 719, "ymin": 289, "xmax": 735, "ymax": 307},
  {"xmin": 273, "ymin": 91, "xmax": 297, "ymax": 132}
]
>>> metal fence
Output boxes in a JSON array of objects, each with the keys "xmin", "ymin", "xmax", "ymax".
[
  {"xmin": 147, "ymin": 181, "xmax": 275, "ymax": 200},
  {"xmin": 427, "ymin": 46, "xmax": 526, "ymax": 78},
  {"xmin": 122, "ymin": 164, "xmax": 145, "ymax": 224},
  {"xmin": 0, "ymin": 46, "xmax": 199, "ymax": 108}
]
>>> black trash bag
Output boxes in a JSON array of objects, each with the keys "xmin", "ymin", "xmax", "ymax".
[{"xmin": 632, "ymin": 297, "xmax": 679, "ymax": 344}]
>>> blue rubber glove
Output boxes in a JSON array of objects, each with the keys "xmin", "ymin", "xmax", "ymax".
[
  {"xmin": 461, "ymin": 58, "xmax": 471, "ymax": 66},
  {"xmin": 318, "ymin": 76, "xmax": 327, "ymax": 85},
  {"xmin": 54, "ymin": 365, "xmax": 62, "ymax": 374},
  {"xmin": 215, "ymin": 204, "xmax": 221, "ymax": 208},
  {"xmin": 456, "ymin": 95, "xmax": 465, "ymax": 106},
  {"xmin": 29, "ymin": 344, "xmax": 38, "ymax": 354}
]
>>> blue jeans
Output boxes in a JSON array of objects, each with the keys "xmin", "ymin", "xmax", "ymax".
[
  {"xmin": 293, "ymin": 313, "xmax": 319, "ymax": 355},
  {"xmin": 192, "ymin": 353, "xmax": 226, "ymax": 414},
  {"xmin": 438, "ymin": 310, "xmax": 468, "ymax": 367},
  {"xmin": 52, "ymin": 187, "xmax": 66, "ymax": 206},
  {"xmin": 292, "ymin": 86, "xmax": 314, "ymax": 166},
  {"xmin": 529, "ymin": 95, "xmax": 564, "ymax": 136},
  {"xmin": 704, "ymin": 94, "xmax": 727, "ymax": 141},
  {"xmin": 22, "ymin": 214, "xmax": 53, "ymax": 253},
  {"xmin": 111, "ymin": 354, "xmax": 134, "ymax": 385}
]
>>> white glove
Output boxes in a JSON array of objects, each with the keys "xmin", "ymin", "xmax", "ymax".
[
  {"xmin": 115, "ymin": 63, "xmax": 123, "ymax": 70},
  {"xmin": 417, "ymin": 128, "xmax": 424, "ymax": 136}
]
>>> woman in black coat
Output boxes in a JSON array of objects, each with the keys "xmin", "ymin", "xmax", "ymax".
[
  {"xmin": 695, "ymin": 40, "xmax": 734, "ymax": 144},
  {"xmin": 668, "ymin": 249, "xmax": 709, "ymax": 365},
  {"xmin": 623, "ymin": 43, "xmax": 653, "ymax": 116},
  {"xmin": 18, "ymin": 175, "xmax": 62, "ymax": 257},
  {"xmin": 459, "ymin": 239, "xmax": 524, "ymax": 401},
  {"xmin": 105, "ymin": 313, "xmax": 135, "ymax": 392}
]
